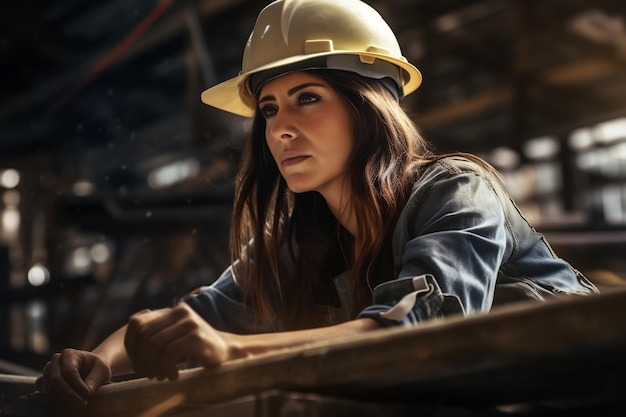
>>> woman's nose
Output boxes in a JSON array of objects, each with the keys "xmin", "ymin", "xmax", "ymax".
[{"xmin": 269, "ymin": 108, "xmax": 298, "ymax": 141}]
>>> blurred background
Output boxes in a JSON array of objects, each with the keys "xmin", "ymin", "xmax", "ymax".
[{"xmin": 1, "ymin": 0, "xmax": 625, "ymax": 374}]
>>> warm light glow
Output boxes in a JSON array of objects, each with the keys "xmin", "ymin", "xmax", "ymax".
[
  {"xmin": 594, "ymin": 117, "xmax": 626, "ymax": 143},
  {"xmin": 489, "ymin": 147, "xmax": 520, "ymax": 170},
  {"xmin": 68, "ymin": 247, "xmax": 92, "ymax": 276},
  {"xmin": 26, "ymin": 301, "xmax": 49, "ymax": 354},
  {"xmin": 91, "ymin": 242, "xmax": 112, "ymax": 263},
  {"xmin": 2, "ymin": 207, "xmax": 20, "ymax": 239},
  {"xmin": 73, "ymin": 247, "xmax": 91, "ymax": 268},
  {"xmin": 3, "ymin": 190, "xmax": 20, "ymax": 206},
  {"xmin": 0, "ymin": 169, "xmax": 20, "ymax": 189},
  {"xmin": 72, "ymin": 180, "xmax": 94, "ymax": 196},
  {"xmin": 147, "ymin": 158, "xmax": 200, "ymax": 189},
  {"xmin": 435, "ymin": 14, "xmax": 460, "ymax": 32},
  {"xmin": 602, "ymin": 185, "xmax": 624, "ymax": 224},
  {"xmin": 569, "ymin": 128, "xmax": 594, "ymax": 150},
  {"xmin": 524, "ymin": 136, "xmax": 560, "ymax": 160},
  {"xmin": 28, "ymin": 263, "xmax": 50, "ymax": 287}
]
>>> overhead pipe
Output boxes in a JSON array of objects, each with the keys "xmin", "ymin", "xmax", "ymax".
[{"xmin": 47, "ymin": 0, "xmax": 178, "ymax": 115}]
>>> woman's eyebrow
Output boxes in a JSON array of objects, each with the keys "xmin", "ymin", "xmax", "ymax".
[
  {"xmin": 287, "ymin": 82, "xmax": 325, "ymax": 96},
  {"xmin": 258, "ymin": 94, "xmax": 275, "ymax": 104},
  {"xmin": 258, "ymin": 82, "xmax": 326, "ymax": 104}
]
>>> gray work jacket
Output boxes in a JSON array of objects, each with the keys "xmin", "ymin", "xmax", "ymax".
[{"xmin": 185, "ymin": 156, "xmax": 597, "ymax": 332}]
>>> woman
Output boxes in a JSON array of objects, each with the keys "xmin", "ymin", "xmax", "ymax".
[{"xmin": 41, "ymin": 0, "xmax": 597, "ymax": 414}]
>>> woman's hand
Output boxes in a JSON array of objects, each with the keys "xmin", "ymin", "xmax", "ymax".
[
  {"xmin": 40, "ymin": 348, "xmax": 112, "ymax": 417},
  {"xmin": 124, "ymin": 304, "xmax": 233, "ymax": 381}
]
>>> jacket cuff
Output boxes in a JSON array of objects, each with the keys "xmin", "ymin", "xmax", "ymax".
[{"xmin": 359, "ymin": 274, "xmax": 465, "ymax": 326}]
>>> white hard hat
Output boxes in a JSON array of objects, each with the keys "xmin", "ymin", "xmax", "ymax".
[{"xmin": 201, "ymin": 0, "xmax": 422, "ymax": 117}]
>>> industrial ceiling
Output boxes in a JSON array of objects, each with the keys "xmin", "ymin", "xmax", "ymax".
[{"xmin": 2, "ymin": 0, "xmax": 626, "ymax": 185}]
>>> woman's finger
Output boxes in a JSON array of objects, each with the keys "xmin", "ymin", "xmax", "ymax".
[
  {"xmin": 82, "ymin": 355, "xmax": 112, "ymax": 395},
  {"xmin": 149, "ymin": 313, "xmax": 199, "ymax": 380},
  {"xmin": 123, "ymin": 309, "xmax": 157, "ymax": 362},
  {"xmin": 60, "ymin": 349, "xmax": 92, "ymax": 399},
  {"xmin": 125, "ymin": 308, "xmax": 181, "ymax": 378},
  {"xmin": 156, "ymin": 305, "xmax": 229, "ymax": 369},
  {"xmin": 45, "ymin": 351, "xmax": 90, "ymax": 415}
]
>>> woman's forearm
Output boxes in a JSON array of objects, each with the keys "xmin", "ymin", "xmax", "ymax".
[
  {"xmin": 225, "ymin": 318, "xmax": 382, "ymax": 360},
  {"xmin": 98, "ymin": 307, "xmax": 382, "ymax": 379},
  {"xmin": 91, "ymin": 324, "xmax": 134, "ymax": 376}
]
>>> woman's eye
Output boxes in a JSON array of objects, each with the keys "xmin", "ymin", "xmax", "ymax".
[
  {"xmin": 259, "ymin": 105, "xmax": 277, "ymax": 118},
  {"xmin": 259, "ymin": 94, "xmax": 318, "ymax": 117},
  {"xmin": 299, "ymin": 93, "xmax": 319, "ymax": 105}
]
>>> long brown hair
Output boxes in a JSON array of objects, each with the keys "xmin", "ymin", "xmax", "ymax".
[{"xmin": 229, "ymin": 69, "xmax": 498, "ymax": 330}]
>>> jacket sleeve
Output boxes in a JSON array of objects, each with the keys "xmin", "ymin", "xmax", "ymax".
[
  {"xmin": 358, "ymin": 170, "xmax": 507, "ymax": 327},
  {"xmin": 183, "ymin": 265, "xmax": 272, "ymax": 334}
]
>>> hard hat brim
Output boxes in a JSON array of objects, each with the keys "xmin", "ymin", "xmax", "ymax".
[{"xmin": 201, "ymin": 51, "xmax": 422, "ymax": 117}]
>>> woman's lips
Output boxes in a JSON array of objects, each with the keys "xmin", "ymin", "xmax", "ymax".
[
  {"xmin": 282, "ymin": 155, "xmax": 309, "ymax": 167},
  {"xmin": 280, "ymin": 151, "xmax": 309, "ymax": 167}
]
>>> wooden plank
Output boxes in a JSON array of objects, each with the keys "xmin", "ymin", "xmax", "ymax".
[
  {"xmin": 83, "ymin": 288, "xmax": 626, "ymax": 416},
  {"xmin": 0, "ymin": 375, "xmax": 37, "ymax": 385}
]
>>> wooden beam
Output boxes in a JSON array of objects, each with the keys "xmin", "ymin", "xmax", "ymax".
[
  {"xmin": 414, "ymin": 53, "xmax": 624, "ymax": 130},
  {"xmin": 83, "ymin": 289, "xmax": 626, "ymax": 416},
  {"xmin": 413, "ymin": 87, "xmax": 511, "ymax": 128},
  {"xmin": 541, "ymin": 57, "xmax": 619, "ymax": 85}
]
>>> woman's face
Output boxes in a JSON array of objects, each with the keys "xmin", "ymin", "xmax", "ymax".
[{"xmin": 258, "ymin": 71, "xmax": 354, "ymax": 198}]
